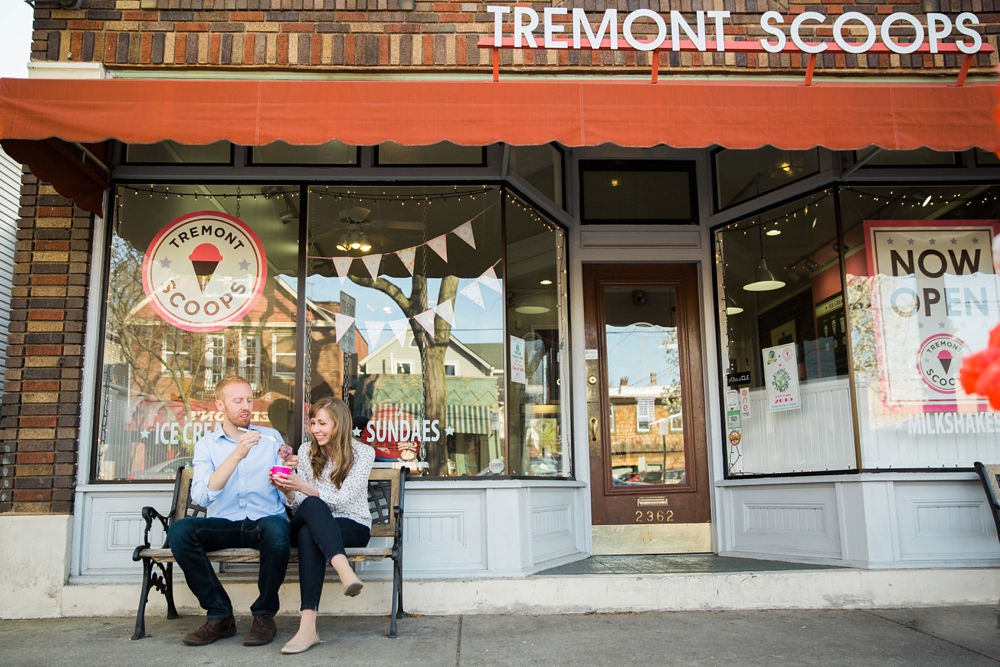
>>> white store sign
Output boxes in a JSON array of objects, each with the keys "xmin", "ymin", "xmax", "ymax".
[{"xmin": 867, "ymin": 220, "xmax": 1000, "ymax": 411}]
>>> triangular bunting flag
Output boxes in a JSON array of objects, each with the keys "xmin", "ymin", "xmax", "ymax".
[
  {"xmin": 454, "ymin": 221, "xmax": 476, "ymax": 249},
  {"xmin": 334, "ymin": 313, "xmax": 355, "ymax": 344},
  {"xmin": 396, "ymin": 247, "xmax": 416, "ymax": 275},
  {"xmin": 388, "ymin": 319, "xmax": 409, "ymax": 347},
  {"xmin": 364, "ymin": 320, "xmax": 386, "ymax": 349},
  {"xmin": 435, "ymin": 299, "xmax": 455, "ymax": 327},
  {"xmin": 479, "ymin": 265, "xmax": 502, "ymax": 293},
  {"xmin": 414, "ymin": 308, "xmax": 437, "ymax": 334},
  {"xmin": 361, "ymin": 254, "xmax": 382, "ymax": 281},
  {"xmin": 427, "ymin": 235, "xmax": 448, "ymax": 263},
  {"xmin": 460, "ymin": 280, "xmax": 485, "ymax": 308},
  {"xmin": 332, "ymin": 257, "xmax": 353, "ymax": 285}
]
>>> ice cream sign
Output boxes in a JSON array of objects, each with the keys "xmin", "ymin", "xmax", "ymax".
[
  {"xmin": 866, "ymin": 220, "xmax": 1000, "ymax": 409},
  {"xmin": 142, "ymin": 211, "xmax": 267, "ymax": 332}
]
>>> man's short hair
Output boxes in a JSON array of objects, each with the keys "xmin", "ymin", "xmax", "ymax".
[{"xmin": 215, "ymin": 375, "xmax": 251, "ymax": 400}]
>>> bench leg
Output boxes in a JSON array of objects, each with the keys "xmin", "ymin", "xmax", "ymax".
[
  {"xmin": 389, "ymin": 557, "xmax": 399, "ymax": 638},
  {"xmin": 131, "ymin": 558, "xmax": 154, "ymax": 640},
  {"xmin": 396, "ymin": 556, "xmax": 404, "ymax": 619},
  {"xmin": 164, "ymin": 563, "xmax": 179, "ymax": 620}
]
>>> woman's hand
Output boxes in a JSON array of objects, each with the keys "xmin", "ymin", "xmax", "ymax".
[{"xmin": 271, "ymin": 470, "xmax": 316, "ymax": 497}]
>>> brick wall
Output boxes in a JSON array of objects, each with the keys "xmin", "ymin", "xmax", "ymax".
[
  {"xmin": 28, "ymin": 1, "xmax": 998, "ymax": 74},
  {"xmin": 0, "ymin": 173, "xmax": 92, "ymax": 515}
]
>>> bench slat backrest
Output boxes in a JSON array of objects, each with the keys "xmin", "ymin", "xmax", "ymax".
[
  {"xmin": 974, "ymin": 461, "xmax": 1000, "ymax": 538},
  {"xmin": 168, "ymin": 465, "xmax": 402, "ymax": 536}
]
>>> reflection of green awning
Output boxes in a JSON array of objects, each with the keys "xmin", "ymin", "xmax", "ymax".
[{"xmin": 355, "ymin": 375, "xmax": 498, "ymax": 435}]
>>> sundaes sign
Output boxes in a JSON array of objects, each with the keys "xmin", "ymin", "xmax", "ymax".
[{"xmin": 485, "ymin": 6, "xmax": 984, "ymax": 55}]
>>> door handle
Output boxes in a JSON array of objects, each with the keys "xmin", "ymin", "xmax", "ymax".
[{"xmin": 589, "ymin": 417, "xmax": 599, "ymax": 442}]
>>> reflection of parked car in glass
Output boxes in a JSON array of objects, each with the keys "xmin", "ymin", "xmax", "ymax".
[
  {"xmin": 128, "ymin": 457, "xmax": 193, "ymax": 481},
  {"xmin": 616, "ymin": 469, "xmax": 686, "ymax": 485},
  {"xmin": 529, "ymin": 458, "xmax": 559, "ymax": 475}
]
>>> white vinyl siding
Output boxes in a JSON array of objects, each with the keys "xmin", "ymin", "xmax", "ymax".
[{"xmin": 0, "ymin": 150, "xmax": 21, "ymax": 398}]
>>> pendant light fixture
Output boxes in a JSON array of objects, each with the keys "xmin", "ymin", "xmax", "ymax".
[
  {"xmin": 725, "ymin": 295, "xmax": 743, "ymax": 315},
  {"xmin": 743, "ymin": 223, "xmax": 785, "ymax": 292}
]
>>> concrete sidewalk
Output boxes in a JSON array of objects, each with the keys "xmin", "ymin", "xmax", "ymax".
[{"xmin": 3, "ymin": 606, "xmax": 999, "ymax": 666}]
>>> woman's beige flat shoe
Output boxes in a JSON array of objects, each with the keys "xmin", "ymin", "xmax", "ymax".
[
  {"xmin": 280, "ymin": 636, "xmax": 320, "ymax": 655},
  {"xmin": 343, "ymin": 579, "xmax": 364, "ymax": 597}
]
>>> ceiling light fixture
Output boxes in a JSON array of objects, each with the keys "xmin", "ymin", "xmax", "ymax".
[
  {"xmin": 725, "ymin": 295, "xmax": 743, "ymax": 316},
  {"xmin": 540, "ymin": 279, "xmax": 553, "ymax": 286},
  {"xmin": 922, "ymin": 195, "xmax": 933, "ymax": 207},
  {"xmin": 766, "ymin": 228, "xmax": 781, "ymax": 236},
  {"xmin": 743, "ymin": 225, "xmax": 786, "ymax": 292}
]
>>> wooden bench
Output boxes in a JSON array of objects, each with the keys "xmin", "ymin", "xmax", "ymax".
[
  {"xmin": 131, "ymin": 466, "xmax": 406, "ymax": 640},
  {"xmin": 974, "ymin": 462, "xmax": 1000, "ymax": 628}
]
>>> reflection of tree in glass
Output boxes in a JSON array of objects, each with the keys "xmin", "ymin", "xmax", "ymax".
[
  {"xmin": 659, "ymin": 328, "xmax": 683, "ymax": 415},
  {"xmin": 105, "ymin": 236, "xmax": 202, "ymax": 450},
  {"xmin": 846, "ymin": 275, "xmax": 878, "ymax": 383},
  {"xmin": 350, "ymin": 247, "xmax": 459, "ymax": 475}
]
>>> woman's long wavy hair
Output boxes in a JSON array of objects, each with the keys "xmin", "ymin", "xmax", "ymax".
[{"xmin": 308, "ymin": 397, "xmax": 355, "ymax": 489}]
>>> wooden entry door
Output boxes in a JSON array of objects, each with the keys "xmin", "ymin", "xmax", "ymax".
[{"xmin": 583, "ymin": 264, "xmax": 711, "ymax": 554}]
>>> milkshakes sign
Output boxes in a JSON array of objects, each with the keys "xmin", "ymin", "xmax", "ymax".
[
  {"xmin": 485, "ymin": 6, "xmax": 985, "ymax": 56},
  {"xmin": 142, "ymin": 211, "xmax": 267, "ymax": 332},
  {"xmin": 867, "ymin": 220, "xmax": 1000, "ymax": 411}
]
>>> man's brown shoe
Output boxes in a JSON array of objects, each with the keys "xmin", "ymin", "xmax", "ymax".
[
  {"xmin": 182, "ymin": 615, "xmax": 237, "ymax": 646},
  {"xmin": 243, "ymin": 614, "xmax": 277, "ymax": 646}
]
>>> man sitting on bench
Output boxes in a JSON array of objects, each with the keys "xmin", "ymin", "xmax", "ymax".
[{"xmin": 167, "ymin": 375, "xmax": 295, "ymax": 647}]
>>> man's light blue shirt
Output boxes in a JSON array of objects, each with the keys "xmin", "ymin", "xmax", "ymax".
[{"xmin": 190, "ymin": 425, "xmax": 289, "ymax": 522}]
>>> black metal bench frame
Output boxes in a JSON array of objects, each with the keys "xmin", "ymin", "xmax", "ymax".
[
  {"xmin": 131, "ymin": 466, "xmax": 406, "ymax": 640},
  {"xmin": 974, "ymin": 461, "xmax": 1000, "ymax": 628}
]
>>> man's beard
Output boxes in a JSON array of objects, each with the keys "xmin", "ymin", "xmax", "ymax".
[{"xmin": 230, "ymin": 410, "xmax": 252, "ymax": 428}]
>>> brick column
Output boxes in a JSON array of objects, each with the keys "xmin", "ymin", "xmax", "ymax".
[{"xmin": 0, "ymin": 171, "xmax": 93, "ymax": 515}]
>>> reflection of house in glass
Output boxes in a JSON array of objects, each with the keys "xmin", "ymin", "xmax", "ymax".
[
  {"xmin": 100, "ymin": 276, "xmax": 366, "ymax": 481},
  {"xmin": 608, "ymin": 379, "xmax": 686, "ymax": 487},
  {"xmin": 354, "ymin": 331, "xmax": 504, "ymax": 475}
]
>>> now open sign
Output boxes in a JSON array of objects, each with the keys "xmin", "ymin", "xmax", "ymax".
[{"xmin": 866, "ymin": 220, "xmax": 1000, "ymax": 410}]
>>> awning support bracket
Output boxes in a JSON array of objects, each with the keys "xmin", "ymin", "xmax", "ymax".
[{"xmin": 480, "ymin": 38, "xmax": 993, "ymax": 86}]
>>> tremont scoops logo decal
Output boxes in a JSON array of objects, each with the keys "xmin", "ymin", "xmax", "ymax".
[{"xmin": 142, "ymin": 211, "xmax": 267, "ymax": 332}]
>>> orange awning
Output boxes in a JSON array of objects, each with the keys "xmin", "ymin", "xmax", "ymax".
[{"xmin": 0, "ymin": 77, "xmax": 996, "ymax": 215}]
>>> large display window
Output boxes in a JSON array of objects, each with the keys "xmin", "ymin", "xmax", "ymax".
[
  {"xmin": 304, "ymin": 185, "xmax": 570, "ymax": 478},
  {"xmin": 841, "ymin": 185, "xmax": 1000, "ymax": 469},
  {"xmin": 95, "ymin": 185, "xmax": 300, "ymax": 481},
  {"xmin": 95, "ymin": 179, "xmax": 571, "ymax": 482},
  {"xmin": 715, "ymin": 189, "xmax": 857, "ymax": 475}
]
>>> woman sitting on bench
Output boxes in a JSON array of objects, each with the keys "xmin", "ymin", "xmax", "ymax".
[{"xmin": 271, "ymin": 397, "xmax": 376, "ymax": 655}]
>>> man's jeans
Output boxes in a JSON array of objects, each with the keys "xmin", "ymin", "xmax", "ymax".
[{"xmin": 168, "ymin": 514, "xmax": 290, "ymax": 619}]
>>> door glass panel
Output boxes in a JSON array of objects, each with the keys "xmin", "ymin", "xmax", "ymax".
[{"xmin": 604, "ymin": 288, "xmax": 685, "ymax": 487}]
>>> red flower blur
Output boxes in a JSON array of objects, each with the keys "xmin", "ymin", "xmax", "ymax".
[{"xmin": 960, "ymin": 324, "xmax": 1000, "ymax": 409}]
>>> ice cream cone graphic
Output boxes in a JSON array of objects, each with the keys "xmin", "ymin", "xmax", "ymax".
[
  {"xmin": 938, "ymin": 349, "xmax": 953, "ymax": 374},
  {"xmin": 189, "ymin": 243, "xmax": 223, "ymax": 294}
]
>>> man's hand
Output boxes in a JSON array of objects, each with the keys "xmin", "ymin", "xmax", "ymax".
[{"xmin": 235, "ymin": 429, "xmax": 261, "ymax": 459}]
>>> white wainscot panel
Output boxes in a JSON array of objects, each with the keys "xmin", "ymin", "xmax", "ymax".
[
  {"xmin": 730, "ymin": 484, "xmax": 842, "ymax": 559},
  {"xmin": 529, "ymin": 488, "xmax": 577, "ymax": 565},
  {"xmin": 739, "ymin": 378, "xmax": 856, "ymax": 475},
  {"xmin": 82, "ymin": 491, "xmax": 172, "ymax": 578},
  {"xmin": 895, "ymin": 482, "xmax": 1000, "ymax": 560},
  {"xmin": 856, "ymin": 381, "xmax": 1000, "ymax": 468},
  {"xmin": 401, "ymin": 490, "xmax": 486, "ymax": 574}
]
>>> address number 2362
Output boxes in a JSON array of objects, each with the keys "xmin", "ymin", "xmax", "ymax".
[{"xmin": 635, "ymin": 510, "xmax": 674, "ymax": 523}]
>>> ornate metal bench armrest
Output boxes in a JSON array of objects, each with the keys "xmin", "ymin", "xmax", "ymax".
[{"xmin": 133, "ymin": 506, "xmax": 170, "ymax": 562}]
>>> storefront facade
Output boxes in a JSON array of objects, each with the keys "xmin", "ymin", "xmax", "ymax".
[{"xmin": 2, "ymin": 2, "xmax": 1000, "ymax": 617}]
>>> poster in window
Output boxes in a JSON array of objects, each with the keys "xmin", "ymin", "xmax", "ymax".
[
  {"xmin": 510, "ymin": 335, "xmax": 526, "ymax": 384},
  {"xmin": 763, "ymin": 343, "xmax": 800, "ymax": 412},
  {"xmin": 865, "ymin": 220, "xmax": 1000, "ymax": 410}
]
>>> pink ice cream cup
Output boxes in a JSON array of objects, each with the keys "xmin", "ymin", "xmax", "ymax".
[{"xmin": 270, "ymin": 465, "xmax": 291, "ymax": 479}]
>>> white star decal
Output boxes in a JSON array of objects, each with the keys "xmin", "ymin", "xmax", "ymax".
[
  {"xmin": 140, "ymin": 429, "xmax": 150, "ymax": 440},
  {"xmin": 352, "ymin": 427, "xmax": 362, "ymax": 437},
  {"xmin": 445, "ymin": 426, "xmax": 455, "ymax": 436}
]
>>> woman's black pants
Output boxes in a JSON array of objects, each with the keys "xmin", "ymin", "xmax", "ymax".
[{"xmin": 290, "ymin": 496, "xmax": 371, "ymax": 611}]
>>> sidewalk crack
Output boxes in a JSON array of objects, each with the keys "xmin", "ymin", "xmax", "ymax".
[{"xmin": 861, "ymin": 609, "xmax": 1000, "ymax": 663}]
